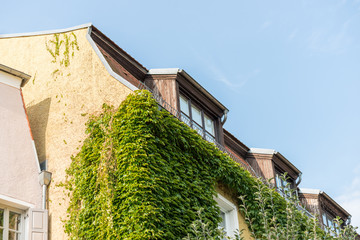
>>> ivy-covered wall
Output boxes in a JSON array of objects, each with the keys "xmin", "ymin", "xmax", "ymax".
[{"xmin": 64, "ymin": 90, "xmax": 325, "ymax": 240}]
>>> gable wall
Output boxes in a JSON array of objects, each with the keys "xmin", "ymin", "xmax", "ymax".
[{"xmin": 0, "ymin": 28, "xmax": 133, "ymax": 239}]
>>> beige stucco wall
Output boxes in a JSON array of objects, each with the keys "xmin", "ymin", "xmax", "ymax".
[
  {"xmin": 0, "ymin": 79, "xmax": 42, "ymax": 208},
  {"xmin": 216, "ymin": 184, "xmax": 253, "ymax": 240},
  {"xmin": 0, "ymin": 28, "xmax": 133, "ymax": 239}
]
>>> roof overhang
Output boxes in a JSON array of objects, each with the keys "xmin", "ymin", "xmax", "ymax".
[
  {"xmin": 249, "ymin": 148, "xmax": 302, "ymax": 178},
  {"xmin": 148, "ymin": 68, "xmax": 228, "ymax": 114},
  {"xmin": 300, "ymin": 188, "xmax": 351, "ymax": 218},
  {"xmin": 0, "ymin": 64, "xmax": 31, "ymax": 88}
]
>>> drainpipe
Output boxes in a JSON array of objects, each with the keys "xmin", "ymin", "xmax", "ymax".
[
  {"xmin": 346, "ymin": 216, "xmax": 352, "ymax": 225},
  {"xmin": 39, "ymin": 170, "xmax": 52, "ymax": 210},
  {"xmin": 295, "ymin": 172, "xmax": 302, "ymax": 187},
  {"xmin": 221, "ymin": 109, "xmax": 229, "ymax": 125}
]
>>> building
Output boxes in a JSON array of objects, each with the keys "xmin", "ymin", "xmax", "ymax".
[
  {"xmin": 0, "ymin": 64, "xmax": 48, "ymax": 240},
  {"xmin": 0, "ymin": 24, "xmax": 254, "ymax": 239},
  {"xmin": 299, "ymin": 189, "xmax": 351, "ymax": 230},
  {"xmin": 0, "ymin": 23, "xmax": 357, "ymax": 239}
]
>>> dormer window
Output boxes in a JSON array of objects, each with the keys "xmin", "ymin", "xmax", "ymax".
[
  {"xmin": 179, "ymin": 94, "xmax": 216, "ymax": 142},
  {"xmin": 275, "ymin": 173, "xmax": 294, "ymax": 199},
  {"xmin": 322, "ymin": 211, "xmax": 339, "ymax": 234}
]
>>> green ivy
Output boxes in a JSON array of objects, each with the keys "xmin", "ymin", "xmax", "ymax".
[
  {"xmin": 45, "ymin": 32, "xmax": 79, "ymax": 81},
  {"xmin": 63, "ymin": 90, "xmax": 327, "ymax": 239}
]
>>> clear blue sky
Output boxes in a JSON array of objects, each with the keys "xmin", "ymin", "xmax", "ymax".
[{"xmin": 2, "ymin": 0, "xmax": 360, "ymax": 229}]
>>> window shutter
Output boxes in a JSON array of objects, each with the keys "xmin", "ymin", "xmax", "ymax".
[{"xmin": 28, "ymin": 208, "xmax": 48, "ymax": 240}]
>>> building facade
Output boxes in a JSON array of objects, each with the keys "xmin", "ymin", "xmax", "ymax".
[{"xmin": 0, "ymin": 24, "xmax": 357, "ymax": 239}]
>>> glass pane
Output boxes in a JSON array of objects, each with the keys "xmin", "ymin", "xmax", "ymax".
[
  {"xmin": 9, "ymin": 212, "xmax": 21, "ymax": 231},
  {"xmin": 275, "ymin": 175, "xmax": 281, "ymax": 189},
  {"xmin": 219, "ymin": 211, "xmax": 226, "ymax": 229},
  {"xmin": 204, "ymin": 114, "xmax": 215, "ymax": 135},
  {"xmin": 322, "ymin": 214, "xmax": 328, "ymax": 226},
  {"xmin": 0, "ymin": 228, "xmax": 3, "ymax": 240},
  {"xmin": 0, "ymin": 209, "xmax": 3, "ymax": 227},
  {"xmin": 191, "ymin": 104, "xmax": 202, "ymax": 125},
  {"xmin": 179, "ymin": 95, "xmax": 189, "ymax": 116},
  {"xmin": 8, "ymin": 231, "xmax": 20, "ymax": 240}
]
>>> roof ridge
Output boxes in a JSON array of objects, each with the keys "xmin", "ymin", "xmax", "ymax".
[{"xmin": 0, "ymin": 23, "xmax": 92, "ymax": 38}]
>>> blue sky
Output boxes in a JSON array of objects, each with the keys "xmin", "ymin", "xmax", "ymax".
[{"xmin": 2, "ymin": 0, "xmax": 360, "ymax": 229}]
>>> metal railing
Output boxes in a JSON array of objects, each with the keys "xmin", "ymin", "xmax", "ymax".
[{"xmin": 137, "ymin": 81, "xmax": 260, "ymax": 178}]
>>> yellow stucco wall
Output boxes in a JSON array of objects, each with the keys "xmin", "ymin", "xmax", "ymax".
[
  {"xmin": 0, "ymin": 27, "xmax": 253, "ymax": 240},
  {"xmin": 216, "ymin": 184, "xmax": 253, "ymax": 240},
  {"xmin": 0, "ymin": 28, "xmax": 133, "ymax": 239}
]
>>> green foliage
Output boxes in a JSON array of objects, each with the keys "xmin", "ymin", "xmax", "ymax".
[
  {"xmin": 63, "ymin": 90, "xmax": 357, "ymax": 239},
  {"xmin": 182, "ymin": 209, "xmax": 243, "ymax": 240},
  {"xmin": 46, "ymin": 32, "xmax": 79, "ymax": 67},
  {"xmin": 45, "ymin": 32, "xmax": 79, "ymax": 81},
  {"xmin": 240, "ymin": 174, "xmax": 358, "ymax": 240}
]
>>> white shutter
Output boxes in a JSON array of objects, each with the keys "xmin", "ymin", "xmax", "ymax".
[{"xmin": 28, "ymin": 209, "xmax": 48, "ymax": 240}]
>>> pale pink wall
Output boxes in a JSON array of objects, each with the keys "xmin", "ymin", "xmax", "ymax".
[{"xmin": 0, "ymin": 81, "xmax": 42, "ymax": 208}]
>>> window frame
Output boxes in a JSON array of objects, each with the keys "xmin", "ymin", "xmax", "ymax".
[
  {"xmin": 179, "ymin": 93, "xmax": 218, "ymax": 142},
  {"xmin": 274, "ymin": 168, "xmax": 296, "ymax": 199},
  {"xmin": 322, "ymin": 211, "xmax": 338, "ymax": 234},
  {"xmin": 214, "ymin": 193, "xmax": 239, "ymax": 239},
  {"xmin": 0, "ymin": 204, "xmax": 25, "ymax": 240}
]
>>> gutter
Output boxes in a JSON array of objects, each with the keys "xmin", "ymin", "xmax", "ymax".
[
  {"xmin": 221, "ymin": 109, "xmax": 228, "ymax": 125},
  {"xmin": 295, "ymin": 172, "xmax": 302, "ymax": 186}
]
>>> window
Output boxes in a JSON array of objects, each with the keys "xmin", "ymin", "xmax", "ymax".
[
  {"xmin": 0, "ymin": 205, "xmax": 24, "ymax": 240},
  {"xmin": 214, "ymin": 193, "xmax": 239, "ymax": 239},
  {"xmin": 322, "ymin": 212, "xmax": 339, "ymax": 234},
  {"xmin": 275, "ymin": 173, "xmax": 294, "ymax": 199},
  {"xmin": 179, "ymin": 94, "xmax": 216, "ymax": 142}
]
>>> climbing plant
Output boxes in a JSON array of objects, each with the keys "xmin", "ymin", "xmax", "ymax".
[
  {"xmin": 45, "ymin": 32, "xmax": 79, "ymax": 80},
  {"xmin": 63, "ymin": 90, "xmax": 357, "ymax": 240}
]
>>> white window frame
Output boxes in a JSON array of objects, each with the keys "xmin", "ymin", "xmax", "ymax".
[
  {"xmin": 0, "ymin": 194, "xmax": 36, "ymax": 240},
  {"xmin": 214, "ymin": 193, "xmax": 239, "ymax": 239},
  {"xmin": 0, "ymin": 204, "xmax": 26, "ymax": 240}
]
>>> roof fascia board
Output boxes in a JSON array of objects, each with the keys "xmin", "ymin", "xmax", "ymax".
[
  {"xmin": 274, "ymin": 152, "xmax": 301, "ymax": 175},
  {"xmin": 299, "ymin": 188, "xmax": 321, "ymax": 195},
  {"xmin": 0, "ymin": 23, "xmax": 92, "ymax": 38},
  {"xmin": 178, "ymin": 69, "xmax": 228, "ymax": 112},
  {"xmin": 90, "ymin": 27, "xmax": 148, "ymax": 76},
  {"xmin": 148, "ymin": 68, "xmax": 180, "ymax": 75},
  {"xmin": 249, "ymin": 148, "xmax": 276, "ymax": 155},
  {"xmin": 321, "ymin": 191, "xmax": 350, "ymax": 217},
  {"xmin": 86, "ymin": 26, "xmax": 138, "ymax": 91},
  {"xmin": 223, "ymin": 129, "xmax": 250, "ymax": 157}
]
